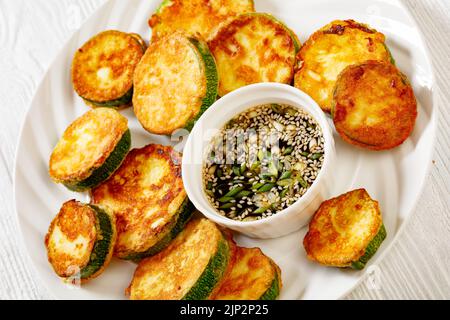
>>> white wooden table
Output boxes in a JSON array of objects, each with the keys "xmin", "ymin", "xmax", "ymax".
[{"xmin": 0, "ymin": 0, "xmax": 449, "ymax": 300}]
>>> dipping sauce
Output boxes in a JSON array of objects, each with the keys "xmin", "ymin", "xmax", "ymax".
[{"xmin": 203, "ymin": 104, "xmax": 324, "ymax": 221}]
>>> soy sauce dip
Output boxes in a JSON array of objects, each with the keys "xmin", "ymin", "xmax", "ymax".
[{"xmin": 203, "ymin": 103, "xmax": 325, "ymax": 221}]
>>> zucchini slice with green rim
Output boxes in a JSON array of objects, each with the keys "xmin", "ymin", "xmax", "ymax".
[
  {"xmin": 303, "ymin": 189, "xmax": 386, "ymax": 269},
  {"xmin": 294, "ymin": 19, "xmax": 392, "ymax": 113},
  {"xmin": 211, "ymin": 247, "xmax": 282, "ymax": 300},
  {"xmin": 208, "ymin": 13, "xmax": 299, "ymax": 97},
  {"xmin": 133, "ymin": 32, "xmax": 218, "ymax": 134},
  {"xmin": 45, "ymin": 200, "xmax": 116, "ymax": 282},
  {"xmin": 149, "ymin": 0, "xmax": 255, "ymax": 41},
  {"xmin": 208, "ymin": 230, "xmax": 239, "ymax": 299},
  {"xmin": 127, "ymin": 218, "xmax": 231, "ymax": 300},
  {"xmin": 332, "ymin": 61, "xmax": 417, "ymax": 151},
  {"xmin": 91, "ymin": 144, "xmax": 194, "ymax": 260},
  {"xmin": 49, "ymin": 108, "xmax": 131, "ymax": 192},
  {"xmin": 121, "ymin": 198, "xmax": 195, "ymax": 262},
  {"xmin": 72, "ymin": 30, "xmax": 145, "ymax": 108}
]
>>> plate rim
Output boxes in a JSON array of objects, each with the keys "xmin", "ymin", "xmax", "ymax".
[{"xmin": 12, "ymin": 0, "xmax": 438, "ymax": 300}]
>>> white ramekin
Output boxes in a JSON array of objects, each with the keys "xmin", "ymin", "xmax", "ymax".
[{"xmin": 182, "ymin": 83, "xmax": 336, "ymax": 239}]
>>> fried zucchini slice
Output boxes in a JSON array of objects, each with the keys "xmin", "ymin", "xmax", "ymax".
[
  {"xmin": 149, "ymin": 0, "xmax": 255, "ymax": 41},
  {"xmin": 303, "ymin": 189, "xmax": 386, "ymax": 269},
  {"xmin": 133, "ymin": 32, "xmax": 218, "ymax": 134},
  {"xmin": 72, "ymin": 30, "xmax": 146, "ymax": 108},
  {"xmin": 209, "ymin": 13, "xmax": 300, "ymax": 97},
  {"xmin": 294, "ymin": 20, "xmax": 391, "ymax": 113},
  {"xmin": 49, "ymin": 108, "xmax": 131, "ymax": 192},
  {"xmin": 127, "ymin": 218, "xmax": 231, "ymax": 300},
  {"xmin": 211, "ymin": 246, "xmax": 281, "ymax": 300},
  {"xmin": 45, "ymin": 200, "xmax": 116, "ymax": 282},
  {"xmin": 332, "ymin": 61, "xmax": 417, "ymax": 150},
  {"xmin": 91, "ymin": 144, "xmax": 195, "ymax": 260}
]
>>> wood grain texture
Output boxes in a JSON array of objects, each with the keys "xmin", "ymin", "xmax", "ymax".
[{"xmin": 0, "ymin": 0, "xmax": 448, "ymax": 300}]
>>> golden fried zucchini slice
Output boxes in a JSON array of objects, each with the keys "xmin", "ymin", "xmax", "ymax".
[
  {"xmin": 294, "ymin": 20, "xmax": 392, "ymax": 113},
  {"xmin": 303, "ymin": 189, "xmax": 386, "ymax": 269},
  {"xmin": 149, "ymin": 0, "xmax": 255, "ymax": 41},
  {"xmin": 332, "ymin": 60, "xmax": 417, "ymax": 150},
  {"xmin": 49, "ymin": 108, "xmax": 131, "ymax": 192},
  {"xmin": 91, "ymin": 144, "xmax": 195, "ymax": 261},
  {"xmin": 209, "ymin": 13, "xmax": 300, "ymax": 97},
  {"xmin": 127, "ymin": 218, "xmax": 231, "ymax": 300},
  {"xmin": 133, "ymin": 32, "xmax": 218, "ymax": 134},
  {"xmin": 72, "ymin": 30, "xmax": 146, "ymax": 108},
  {"xmin": 45, "ymin": 200, "xmax": 116, "ymax": 282},
  {"xmin": 211, "ymin": 246, "xmax": 281, "ymax": 300}
]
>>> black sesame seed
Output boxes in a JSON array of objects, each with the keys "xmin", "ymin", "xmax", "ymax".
[{"xmin": 203, "ymin": 104, "xmax": 324, "ymax": 221}]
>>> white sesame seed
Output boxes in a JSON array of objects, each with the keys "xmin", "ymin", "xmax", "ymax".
[{"xmin": 203, "ymin": 103, "xmax": 324, "ymax": 221}]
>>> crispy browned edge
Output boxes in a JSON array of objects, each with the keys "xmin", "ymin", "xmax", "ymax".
[
  {"xmin": 45, "ymin": 200, "xmax": 97, "ymax": 278},
  {"xmin": 332, "ymin": 60, "xmax": 417, "ymax": 151},
  {"xmin": 71, "ymin": 30, "xmax": 145, "ymax": 102},
  {"xmin": 49, "ymin": 109, "xmax": 128, "ymax": 183}
]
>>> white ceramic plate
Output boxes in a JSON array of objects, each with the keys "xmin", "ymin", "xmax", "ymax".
[{"xmin": 14, "ymin": 0, "xmax": 436, "ymax": 300}]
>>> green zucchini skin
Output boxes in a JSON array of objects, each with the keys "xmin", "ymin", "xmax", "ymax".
[
  {"xmin": 64, "ymin": 129, "xmax": 131, "ymax": 192},
  {"xmin": 351, "ymin": 224, "xmax": 387, "ymax": 270},
  {"xmin": 83, "ymin": 88, "xmax": 133, "ymax": 108},
  {"xmin": 383, "ymin": 43, "xmax": 396, "ymax": 65},
  {"xmin": 79, "ymin": 205, "xmax": 115, "ymax": 280},
  {"xmin": 260, "ymin": 271, "xmax": 280, "ymax": 300},
  {"xmin": 155, "ymin": 0, "xmax": 173, "ymax": 14},
  {"xmin": 184, "ymin": 37, "xmax": 219, "ymax": 132},
  {"xmin": 123, "ymin": 198, "xmax": 196, "ymax": 262},
  {"xmin": 132, "ymin": 37, "xmax": 147, "ymax": 54},
  {"xmin": 183, "ymin": 237, "xmax": 230, "ymax": 300}
]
